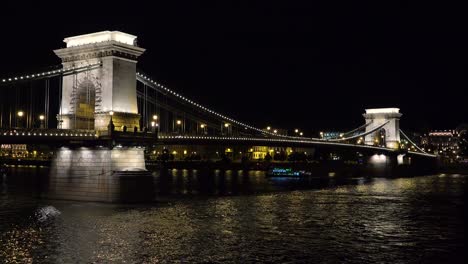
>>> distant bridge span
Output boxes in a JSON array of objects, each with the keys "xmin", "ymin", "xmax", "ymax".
[{"xmin": 157, "ymin": 135, "xmax": 436, "ymax": 158}]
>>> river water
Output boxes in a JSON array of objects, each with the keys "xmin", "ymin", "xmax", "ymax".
[{"xmin": 0, "ymin": 169, "xmax": 466, "ymax": 263}]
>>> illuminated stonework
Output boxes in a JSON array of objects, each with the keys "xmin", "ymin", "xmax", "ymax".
[
  {"xmin": 363, "ymin": 108, "xmax": 402, "ymax": 149},
  {"xmin": 47, "ymin": 147, "xmax": 153, "ymax": 202},
  {"xmin": 64, "ymin": 31, "xmax": 137, "ymax": 47},
  {"xmin": 54, "ymin": 31, "xmax": 145, "ymax": 130}
]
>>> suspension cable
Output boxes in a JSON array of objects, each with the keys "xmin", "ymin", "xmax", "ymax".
[
  {"xmin": 0, "ymin": 62, "xmax": 102, "ymax": 85},
  {"xmin": 58, "ymin": 72, "xmax": 62, "ymax": 129},
  {"xmin": 29, "ymin": 81, "xmax": 33, "ymax": 128},
  {"xmin": 45, "ymin": 79, "xmax": 50, "ymax": 129},
  {"xmin": 327, "ymin": 121, "xmax": 390, "ymax": 142},
  {"xmin": 399, "ymin": 129, "xmax": 427, "ymax": 153},
  {"xmin": 136, "ymin": 73, "xmax": 325, "ymax": 141}
]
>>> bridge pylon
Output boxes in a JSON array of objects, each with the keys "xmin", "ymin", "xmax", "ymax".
[
  {"xmin": 363, "ymin": 108, "xmax": 402, "ymax": 149},
  {"xmin": 54, "ymin": 31, "xmax": 145, "ymax": 131}
]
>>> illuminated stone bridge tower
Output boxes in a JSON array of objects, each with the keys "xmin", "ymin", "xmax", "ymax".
[
  {"xmin": 54, "ymin": 31, "xmax": 145, "ymax": 130},
  {"xmin": 363, "ymin": 108, "xmax": 402, "ymax": 149},
  {"xmin": 48, "ymin": 31, "xmax": 153, "ymax": 203}
]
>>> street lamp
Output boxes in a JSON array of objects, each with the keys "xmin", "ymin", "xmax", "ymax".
[
  {"xmin": 299, "ymin": 132, "xmax": 303, "ymax": 136},
  {"xmin": 267, "ymin": 126, "xmax": 271, "ymax": 131},
  {"xmin": 199, "ymin": 124, "xmax": 207, "ymax": 135},
  {"xmin": 153, "ymin": 115, "xmax": 158, "ymax": 120},
  {"xmin": 224, "ymin": 123, "xmax": 231, "ymax": 136},
  {"xmin": 17, "ymin": 111, "xmax": 24, "ymax": 128},
  {"xmin": 273, "ymin": 129, "xmax": 277, "ymax": 134},
  {"xmin": 295, "ymin": 129, "xmax": 299, "ymax": 133},
  {"xmin": 176, "ymin": 119, "xmax": 182, "ymax": 134},
  {"xmin": 39, "ymin": 115, "xmax": 45, "ymax": 129}
]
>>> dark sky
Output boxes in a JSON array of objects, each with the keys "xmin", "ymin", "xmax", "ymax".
[{"xmin": 0, "ymin": 1, "xmax": 466, "ymax": 133}]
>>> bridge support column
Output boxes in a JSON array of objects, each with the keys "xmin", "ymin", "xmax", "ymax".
[
  {"xmin": 367, "ymin": 153, "xmax": 398, "ymax": 177},
  {"xmin": 45, "ymin": 147, "xmax": 154, "ymax": 202}
]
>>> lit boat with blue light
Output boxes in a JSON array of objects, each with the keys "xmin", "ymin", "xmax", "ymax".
[{"xmin": 266, "ymin": 167, "xmax": 312, "ymax": 177}]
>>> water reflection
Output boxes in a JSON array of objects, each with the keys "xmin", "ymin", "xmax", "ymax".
[
  {"xmin": 155, "ymin": 168, "xmax": 373, "ymax": 198},
  {"xmin": 0, "ymin": 168, "xmax": 466, "ymax": 263}
]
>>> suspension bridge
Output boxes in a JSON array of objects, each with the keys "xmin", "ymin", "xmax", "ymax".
[{"xmin": 0, "ymin": 31, "xmax": 436, "ymax": 202}]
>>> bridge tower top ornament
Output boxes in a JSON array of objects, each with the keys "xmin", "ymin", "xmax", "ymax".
[
  {"xmin": 363, "ymin": 108, "xmax": 402, "ymax": 149},
  {"xmin": 63, "ymin": 31, "xmax": 137, "ymax": 47},
  {"xmin": 54, "ymin": 31, "xmax": 145, "ymax": 131}
]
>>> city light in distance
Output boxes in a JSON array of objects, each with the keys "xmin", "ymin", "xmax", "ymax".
[{"xmin": 17, "ymin": 111, "xmax": 24, "ymax": 117}]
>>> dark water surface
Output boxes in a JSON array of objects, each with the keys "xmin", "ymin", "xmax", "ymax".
[{"xmin": 0, "ymin": 169, "xmax": 466, "ymax": 263}]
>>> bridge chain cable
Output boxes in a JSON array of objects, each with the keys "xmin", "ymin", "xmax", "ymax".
[
  {"xmin": 326, "ymin": 121, "xmax": 373, "ymax": 140},
  {"xmin": 136, "ymin": 91, "xmax": 221, "ymax": 130},
  {"xmin": 399, "ymin": 129, "xmax": 428, "ymax": 154},
  {"xmin": 45, "ymin": 79, "xmax": 50, "ymax": 129},
  {"xmin": 327, "ymin": 120, "xmax": 374, "ymax": 140},
  {"xmin": 136, "ymin": 72, "xmax": 331, "ymax": 141},
  {"xmin": 0, "ymin": 62, "xmax": 103, "ymax": 85},
  {"xmin": 327, "ymin": 121, "xmax": 390, "ymax": 142}
]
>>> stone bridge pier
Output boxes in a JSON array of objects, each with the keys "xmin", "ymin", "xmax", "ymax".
[{"xmin": 45, "ymin": 147, "xmax": 154, "ymax": 202}]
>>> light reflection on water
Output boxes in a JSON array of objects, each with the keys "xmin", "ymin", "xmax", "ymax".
[{"xmin": 0, "ymin": 168, "xmax": 466, "ymax": 263}]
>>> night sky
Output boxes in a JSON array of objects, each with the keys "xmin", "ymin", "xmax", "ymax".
[{"xmin": 0, "ymin": 2, "xmax": 466, "ymax": 133}]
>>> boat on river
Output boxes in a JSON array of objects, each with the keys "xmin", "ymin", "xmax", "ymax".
[{"xmin": 266, "ymin": 167, "xmax": 312, "ymax": 177}]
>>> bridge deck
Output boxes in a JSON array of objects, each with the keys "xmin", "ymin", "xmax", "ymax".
[{"xmin": 0, "ymin": 129, "xmax": 436, "ymax": 158}]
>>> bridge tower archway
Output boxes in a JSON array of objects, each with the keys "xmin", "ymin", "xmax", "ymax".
[{"xmin": 363, "ymin": 108, "xmax": 402, "ymax": 149}]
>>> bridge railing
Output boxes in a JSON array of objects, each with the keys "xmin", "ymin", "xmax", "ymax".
[
  {"xmin": 0, "ymin": 128, "xmax": 96, "ymax": 137},
  {"xmin": 97, "ymin": 130, "xmax": 157, "ymax": 139}
]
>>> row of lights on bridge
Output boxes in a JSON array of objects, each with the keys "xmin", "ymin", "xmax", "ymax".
[
  {"xmin": 155, "ymin": 135, "xmax": 435, "ymax": 157},
  {"xmin": 0, "ymin": 129, "xmax": 434, "ymax": 157},
  {"xmin": 142, "ymin": 113, "xmax": 231, "ymax": 131},
  {"xmin": 1, "ymin": 62, "xmax": 102, "ymax": 83},
  {"xmin": 2, "ymin": 131, "xmax": 95, "ymax": 137}
]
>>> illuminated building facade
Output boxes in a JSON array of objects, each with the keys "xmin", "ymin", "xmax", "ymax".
[{"xmin": 421, "ymin": 130, "xmax": 460, "ymax": 162}]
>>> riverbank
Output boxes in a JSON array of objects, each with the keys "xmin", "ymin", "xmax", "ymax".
[{"xmin": 438, "ymin": 164, "xmax": 468, "ymax": 174}]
